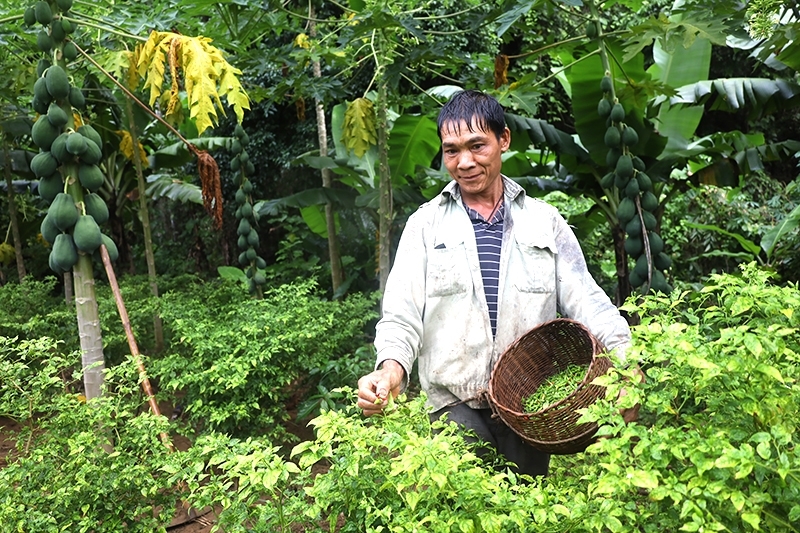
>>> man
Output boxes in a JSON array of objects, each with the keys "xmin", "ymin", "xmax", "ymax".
[{"xmin": 357, "ymin": 90, "xmax": 632, "ymax": 477}]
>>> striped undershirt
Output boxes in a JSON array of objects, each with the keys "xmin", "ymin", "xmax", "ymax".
[{"xmin": 463, "ymin": 199, "xmax": 505, "ymax": 337}]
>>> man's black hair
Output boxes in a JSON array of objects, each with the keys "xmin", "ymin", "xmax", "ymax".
[{"xmin": 437, "ymin": 90, "xmax": 506, "ymax": 141}]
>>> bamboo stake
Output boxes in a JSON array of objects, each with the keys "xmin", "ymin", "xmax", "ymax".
[{"xmin": 99, "ymin": 244, "xmax": 175, "ymax": 452}]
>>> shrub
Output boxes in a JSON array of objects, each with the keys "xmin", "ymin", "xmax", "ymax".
[{"xmin": 150, "ymin": 278, "xmax": 378, "ymax": 438}]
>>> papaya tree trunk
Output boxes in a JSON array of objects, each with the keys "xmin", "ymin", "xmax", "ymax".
[
  {"xmin": 73, "ymin": 253, "xmax": 105, "ymax": 400},
  {"xmin": 376, "ymin": 80, "xmax": 392, "ymax": 292},
  {"xmin": 310, "ymin": 14, "xmax": 344, "ymax": 295},
  {"xmin": 125, "ymin": 96, "xmax": 164, "ymax": 352},
  {"xmin": 2, "ymin": 143, "xmax": 26, "ymax": 282}
]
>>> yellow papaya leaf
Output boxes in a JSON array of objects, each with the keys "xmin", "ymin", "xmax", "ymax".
[
  {"xmin": 294, "ymin": 33, "xmax": 310, "ymax": 49},
  {"xmin": 117, "ymin": 130, "xmax": 148, "ymax": 165},
  {"xmin": 136, "ymin": 31, "xmax": 250, "ymax": 135},
  {"xmin": 342, "ymin": 97, "xmax": 377, "ymax": 158}
]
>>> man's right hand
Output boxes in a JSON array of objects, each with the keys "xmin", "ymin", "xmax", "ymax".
[{"xmin": 357, "ymin": 359, "xmax": 405, "ymax": 417}]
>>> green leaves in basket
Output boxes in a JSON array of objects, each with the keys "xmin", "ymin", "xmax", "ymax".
[{"xmin": 522, "ymin": 364, "xmax": 585, "ymax": 413}]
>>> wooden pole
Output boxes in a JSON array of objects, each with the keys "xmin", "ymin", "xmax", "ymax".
[{"xmin": 99, "ymin": 244, "xmax": 174, "ymax": 452}]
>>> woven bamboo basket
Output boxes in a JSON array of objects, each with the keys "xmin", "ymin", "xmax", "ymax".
[{"xmin": 487, "ymin": 318, "xmax": 612, "ymax": 455}]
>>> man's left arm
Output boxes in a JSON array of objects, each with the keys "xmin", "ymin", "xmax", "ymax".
[{"xmin": 551, "ymin": 214, "xmax": 632, "ymax": 359}]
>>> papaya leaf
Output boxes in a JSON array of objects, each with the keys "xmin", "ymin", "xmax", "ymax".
[
  {"xmin": 761, "ymin": 204, "xmax": 800, "ymax": 260},
  {"xmin": 145, "ymin": 174, "xmax": 202, "ymax": 204},
  {"xmin": 684, "ymin": 222, "xmax": 761, "ymax": 257},
  {"xmin": 137, "ymin": 31, "xmax": 250, "ymax": 135},
  {"xmin": 116, "ymin": 130, "xmax": 148, "ymax": 164},
  {"xmin": 342, "ymin": 98, "xmax": 378, "ymax": 158}
]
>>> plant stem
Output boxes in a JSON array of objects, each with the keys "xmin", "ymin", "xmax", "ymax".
[{"xmin": 63, "ymin": 15, "xmax": 147, "ymax": 42}]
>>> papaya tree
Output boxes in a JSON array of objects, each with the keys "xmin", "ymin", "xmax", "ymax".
[{"xmin": 14, "ymin": 0, "xmax": 250, "ymax": 398}]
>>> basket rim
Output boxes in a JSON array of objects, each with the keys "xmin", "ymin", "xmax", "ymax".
[{"xmin": 488, "ymin": 352, "xmax": 611, "ymax": 417}]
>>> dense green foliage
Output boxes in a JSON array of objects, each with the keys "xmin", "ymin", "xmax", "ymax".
[
  {"xmin": 0, "ymin": 266, "xmax": 797, "ymax": 531},
  {"xmin": 150, "ymin": 278, "xmax": 378, "ymax": 436}
]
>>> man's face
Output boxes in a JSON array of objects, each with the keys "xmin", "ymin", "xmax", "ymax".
[{"xmin": 440, "ymin": 119, "xmax": 510, "ymax": 201}]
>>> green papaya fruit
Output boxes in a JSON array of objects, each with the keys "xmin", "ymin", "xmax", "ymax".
[
  {"xmin": 50, "ymin": 19, "xmax": 66, "ymax": 42},
  {"xmin": 234, "ymin": 123, "xmax": 245, "ymax": 138},
  {"xmin": 624, "ymin": 216, "xmax": 642, "ymax": 237},
  {"xmin": 641, "ymin": 191, "xmax": 658, "ymax": 212},
  {"xmin": 240, "ymin": 202, "xmax": 253, "ymax": 219},
  {"xmin": 253, "ymin": 271, "xmax": 266, "ymax": 285},
  {"xmin": 50, "ymin": 133, "xmax": 71, "ymax": 163},
  {"xmin": 63, "ymin": 41, "xmax": 78, "ymax": 61},
  {"xmin": 77, "ymin": 124, "xmax": 102, "ymax": 149},
  {"xmin": 256, "ymin": 256, "xmax": 266, "ymax": 269},
  {"xmin": 242, "ymin": 180, "xmax": 254, "ymax": 194},
  {"xmin": 610, "ymin": 102, "xmax": 625, "ymax": 122},
  {"xmin": 628, "ymin": 269, "xmax": 644, "ymax": 289},
  {"xmin": 51, "ymin": 233, "xmax": 78, "ymax": 271},
  {"xmin": 247, "ymin": 228, "xmax": 259, "ymax": 248},
  {"xmin": 245, "ymin": 161, "xmax": 255, "ymax": 175},
  {"xmin": 586, "ymin": 23, "xmax": 598, "ymax": 39},
  {"xmin": 83, "ymin": 193, "xmax": 109, "ymax": 224},
  {"xmin": 48, "ymin": 250, "xmax": 64, "ymax": 274},
  {"xmin": 72, "ymin": 215, "xmax": 103, "ymax": 253},
  {"xmin": 600, "ymin": 75, "xmax": 613, "ymax": 93},
  {"xmin": 615, "ymin": 154, "xmax": 633, "ymax": 179},
  {"xmin": 650, "ymin": 269, "xmax": 670, "ymax": 294},
  {"xmin": 246, "ymin": 247, "xmax": 257, "ymax": 261},
  {"xmin": 36, "ymin": 58, "xmax": 51, "ymax": 78},
  {"xmin": 66, "ymin": 132, "xmax": 88, "ymax": 155},
  {"xmin": 633, "ymin": 254, "xmax": 651, "ymax": 280},
  {"xmin": 31, "ymin": 117, "xmax": 60, "ymax": 151},
  {"xmin": 597, "ymin": 98, "xmax": 612, "ymax": 118},
  {"xmin": 33, "ymin": 77, "xmax": 51, "ymax": 103},
  {"xmin": 624, "ymin": 236, "xmax": 643, "ymax": 257},
  {"xmin": 616, "ymin": 197, "xmax": 636, "ymax": 224},
  {"xmin": 600, "ymin": 172, "xmax": 614, "ymax": 189},
  {"xmin": 614, "ymin": 171, "xmax": 630, "ymax": 189},
  {"xmin": 231, "ymin": 139, "xmax": 242, "ymax": 154},
  {"xmin": 235, "ymin": 188, "xmax": 246, "ymax": 205},
  {"xmin": 80, "ymin": 139, "xmax": 102, "ymax": 165},
  {"xmin": 34, "ymin": 1, "xmax": 53, "ymax": 24},
  {"xmin": 642, "ymin": 210, "xmax": 657, "ymax": 231},
  {"xmin": 238, "ymin": 252, "xmax": 249, "ymax": 266},
  {"xmin": 100, "ymin": 234, "xmax": 118, "ymax": 262},
  {"xmin": 45, "ymin": 65, "xmax": 70, "ymax": 100},
  {"xmin": 56, "ymin": 0, "xmax": 74, "ymax": 11},
  {"xmin": 24, "ymin": 6, "xmax": 37, "ymax": 26},
  {"xmin": 606, "ymin": 148, "xmax": 621, "ymax": 169},
  {"xmin": 624, "ymin": 176, "xmax": 640, "ymax": 198},
  {"xmin": 40, "ymin": 214, "xmax": 60, "ymax": 244},
  {"xmin": 654, "ymin": 252, "xmax": 672, "ymax": 271},
  {"xmin": 230, "ymin": 156, "xmax": 241, "ymax": 172},
  {"xmin": 37, "ymin": 30, "xmax": 53, "ymax": 52},
  {"xmin": 636, "ymin": 172, "xmax": 653, "ymax": 192},
  {"xmin": 32, "ymin": 96, "xmax": 49, "ymax": 115},
  {"xmin": 47, "ymin": 102, "xmax": 68, "ymax": 128},
  {"xmin": 604, "ymin": 126, "xmax": 621, "ymax": 148},
  {"xmin": 237, "ymin": 218, "xmax": 251, "ymax": 236},
  {"xmin": 78, "ymin": 163, "xmax": 104, "ymax": 191},
  {"xmin": 62, "ymin": 18, "xmax": 74, "ymax": 34},
  {"xmin": 648, "ymin": 232, "xmax": 664, "ymax": 256},
  {"xmin": 241, "ymin": 132, "xmax": 250, "ymax": 145},
  {"xmin": 38, "ymin": 172, "xmax": 63, "ymax": 202},
  {"xmin": 30, "ymin": 151, "xmax": 59, "ymax": 178},
  {"xmin": 68, "ymin": 87, "xmax": 85, "ymax": 109},
  {"xmin": 49, "ymin": 192, "xmax": 79, "ymax": 231},
  {"xmin": 239, "ymin": 150, "xmax": 250, "ymax": 165},
  {"xmin": 622, "ymin": 126, "xmax": 639, "ymax": 147},
  {"xmin": 632, "ymin": 156, "xmax": 645, "ymax": 172},
  {"xmin": 237, "ymin": 234, "xmax": 248, "ymax": 250}
]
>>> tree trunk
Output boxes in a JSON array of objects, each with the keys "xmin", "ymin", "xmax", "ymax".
[
  {"xmin": 125, "ymin": 96, "xmax": 164, "ymax": 352},
  {"xmin": 3, "ymin": 144, "xmax": 27, "ymax": 282},
  {"xmin": 376, "ymin": 81, "xmax": 392, "ymax": 292},
  {"xmin": 310, "ymin": 14, "xmax": 344, "ymax": 295},
  {"xmin": 73, "ymin": 254, "xmax": 105, "ymax": 400}
]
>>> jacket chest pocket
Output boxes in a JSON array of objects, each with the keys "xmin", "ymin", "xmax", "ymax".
[
  {"xmin": 427, "ymin": 244, "xmax": 472, "ymax": 297},
  {"xmin": 512, "ymin": 239, "xmax": 556, "ymax": 294}
]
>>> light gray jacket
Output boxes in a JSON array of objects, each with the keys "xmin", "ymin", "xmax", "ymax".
[{"xmin": 375, "ymin": 177, "xmax": 631, "ymax": 411}]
